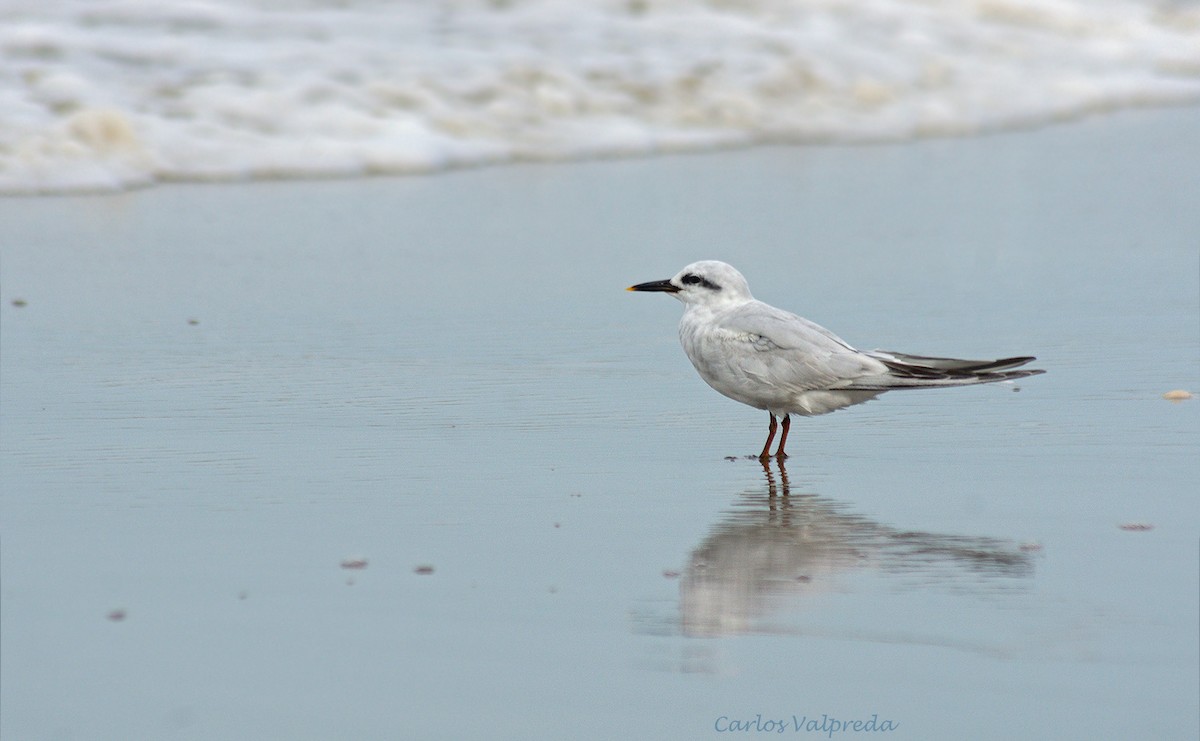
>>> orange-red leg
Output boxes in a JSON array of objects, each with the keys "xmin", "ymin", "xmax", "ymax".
[
  {"xmin": 775, "ymin": 414, "xmax": 791, "ymax": 459},
  {"xmin": 758, "ymin": 414, "xmax": 778, "ymax": 462}
]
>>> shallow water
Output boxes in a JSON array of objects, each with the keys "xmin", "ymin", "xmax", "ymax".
[
  {"xmin": 2, "ymin": 107, "xmax": 1198, "ymax": 740},
  {"xmin": 4, "ymin": 0, "xmax": 1200, "ymax": 193}
]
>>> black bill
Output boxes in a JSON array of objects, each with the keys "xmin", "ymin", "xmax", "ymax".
[{"xmin": 626, "ymin": 278, "xmax": 680, "ymax": 293}]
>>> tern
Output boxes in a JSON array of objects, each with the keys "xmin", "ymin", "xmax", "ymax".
[{"xmin": 628, "ymin": 260, "xmax": 1043, "ymax": 461}]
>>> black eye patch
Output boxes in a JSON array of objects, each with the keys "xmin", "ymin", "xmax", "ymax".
[{"xmin": 681, "ymin": 273, "xmax": 721, "ymax": 290}]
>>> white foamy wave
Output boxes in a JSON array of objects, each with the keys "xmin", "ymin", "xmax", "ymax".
[{"xmin": 2, "ymin": 0, "xmax": 1198, "ymax": 194}]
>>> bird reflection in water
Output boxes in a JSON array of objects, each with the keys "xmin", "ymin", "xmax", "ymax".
[{"xmin": 679, "ymin": 460, "xmax": 1035, "ymax": 637}]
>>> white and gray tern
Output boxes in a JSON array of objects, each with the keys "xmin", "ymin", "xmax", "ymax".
[{"xmin": 628, "ymin": 260, "xmax": 1043, "ymax": 461}]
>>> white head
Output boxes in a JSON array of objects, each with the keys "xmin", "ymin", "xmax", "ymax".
[{"xmin": 627, "ymin": 260, "xmax": 753, "ymax": 307}]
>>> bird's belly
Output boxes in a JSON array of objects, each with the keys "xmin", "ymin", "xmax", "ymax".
[
  {"xmin": 695, "ymin": 363, "xmax": 881, "ymax": 416},
  {"xmin": 684, "ymin": 338, "xmax": 792, "ymax": 411},
  {"xmin": 682, "ymin": 329, "xmax": 880, "ymax": 416},
  {"xmin": 694, "ymin": 363, "xmax": 781, "ymax": 409}
]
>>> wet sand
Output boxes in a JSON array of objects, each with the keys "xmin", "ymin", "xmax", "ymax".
[{"xmin": 2, "ymin": 106, "xmax": 1198, "ymax": 740}]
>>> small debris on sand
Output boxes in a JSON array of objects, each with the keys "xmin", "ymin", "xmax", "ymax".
[{"xmin": 1118, "ymin": 523, "xmax": 1154, "ymax": 532}]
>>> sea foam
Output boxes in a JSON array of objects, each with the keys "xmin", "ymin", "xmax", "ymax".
[{"xmin": 2, "ymin": 0, "xmax": 1198, "ymax": 194}]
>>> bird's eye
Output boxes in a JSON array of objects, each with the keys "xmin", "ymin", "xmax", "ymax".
[{"xmin": 680, "ymin": 273, "xmax": 720, "ymax": 290}]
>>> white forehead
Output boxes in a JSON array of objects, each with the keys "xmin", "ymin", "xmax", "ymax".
[{"xmin": 674, "ymin": 261, "xmax": 751, "ymax": 293}]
